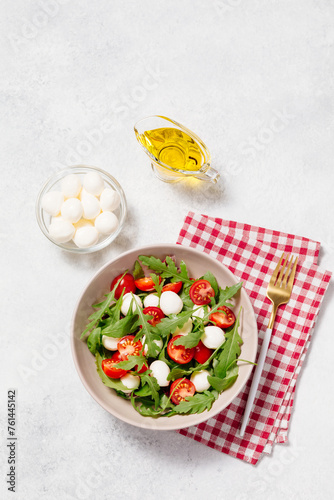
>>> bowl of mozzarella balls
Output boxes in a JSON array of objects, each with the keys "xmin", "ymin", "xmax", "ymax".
[{"xmin": 36, "ymin": 166, "xmax": 127, "ymax": 253}]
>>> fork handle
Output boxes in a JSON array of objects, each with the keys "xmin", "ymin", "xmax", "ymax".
[{"xmin": 239, "ymin": 327, "xmax": 273, "ymax": 437}]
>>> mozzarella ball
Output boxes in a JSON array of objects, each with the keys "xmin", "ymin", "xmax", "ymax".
[
  {"xmin": 48, "ymin": 218, "xmax": 75, "ymax": 243},
  {"xmin": 160, "ymin": 291, "xmax": 183, "ymax": 315},
  {"xmin": 192, "ymin": 305, "xmax": 211, "ymax": 323},
  {"xmin": 121, "ymin": 293, "xmax": 142, "ymax": 316},
  {"xmin": 94, "ymin": 211, "xmax": 119, "ymax": 235},
  {"xmin": 100, "ymin": 188, "xmax": 121, "ymax": 212},
  {"xmin": 142, "ymin": 335, "xmax": 163, "ymax": 355},
  {"xmin": 201, "ymin": 325, "xmax": 226, "ymax": 349},
  {"xmin": 120, "ymin": 373, "xmax": 140, "ymax": 393},
  {"xmin": 173, "ymin": 318, "xmax": 193, "ymax": 336},
  {"xmin": 149, "ymin": 360, "xmax": 170, "ymax": 387},
  {"xmin": 83, "ymin": 171, "xmax": 104, "ymax": 196},
  {"xmin": 102, "ymin": 335, "xmax": 119, "ymax": 351},
  {"xmin": 73, "ymin": 226, "xmax": 99, "ymax": 248},
  {"xmin": 190, "ymin": 370, "xmax": 211, "ymax": 392},
  {"xmin": 61, "ymin": 198, "xmax": 83, "ymax": 223},
  {"xmin": 81, "ymin": 193, "xmax": 101, "ymax": 220},
  {"xmin": 61, "ymin": 174, "xmax": 81, "ymax": 198},
  {"xmin": 143, "ymin": 293, "xmax": 159, "ymax": 308},
  {"xmin": 41, "ymin": 191, "xmax": 64, "ymax": 216}
]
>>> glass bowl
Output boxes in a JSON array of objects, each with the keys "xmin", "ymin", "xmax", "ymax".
[{"xmin": 36, "ymin": 165, "xmax": 127, "ymax": 254}]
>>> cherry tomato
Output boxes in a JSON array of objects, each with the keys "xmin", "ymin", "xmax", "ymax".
[
  {"xmin": 167, "ymin": 335, "xmax": 195, "ymax": 364},
  {"xmin": 117, "ymin": 335, "xmax": 143, "ymax": 360},
  {"xmin": 189, "ymin": 279, "xmax": 215, "ymax": 305},
  {"xmin": 170, "ymin": 378, "xmax": 196, "ymax": 405},
  {"xmin": 110, "ymin": 273, "xmax": 136, "ymax": 300},
  {"xmin": 135, "ymin": 276, "xmax": 161, "ymax": 292},
  {"xmin": 162, "ymin": 281, "xmax": 182, "ymax": 294},
  {"xmin": 102, "ymin": 352, "xmax": 127, "ymax": 379},
  {"xmin": 143, "ymin": 306, "xmax": 165, "ymax": 326},
  {"xmin": 210, "ymin": 306, "xmax": 235, "ymax": 328},
  {"xmin": 194, "ymin": 341, "xmax": 213, "ymax": 364}
]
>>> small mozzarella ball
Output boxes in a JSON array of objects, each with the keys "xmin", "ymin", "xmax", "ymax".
[
  {"xmin": 48, "ymin": 218, "xmax": 75, "ymax": 243},
  {"xmin": 202, "ymin": 325, "xmax": 226, "ymax": 349},
  {"xmin": 73, "ymin": 218, "xmax": 93, "ymax": 230},
  {"xmin": 41, "ymin": 191, "xmax": 64, "ymax": 216},
  {"xmin": 173, "ymin": 318, "xmax": 193, "ymax": 336},
  {"xmin": 121, "ymin": 293, "xmax": 142, "ymax": 316},
  {"xmin": 81, "ymin": 193, "xmax": 101, "ymax": 220},
  {"xmin": 79, "ymin": 188, "xmax": 90, "ymax": 201},
  {"xmin": 83, "ymin": 171, "xmax": 104, "ymax": 196},
  {"xmin": 142, "ymin": 336, "xmax": 163, "ymax": 356},
  {"xmin": 143, "ymin": 293, "xmax": 159, "ymax": 308},
  {"xmin": 149, "ymin": 360, "xmax": 170, "ymax": 387},
  {"xmin": 73, "ymin": 226, "xmax": 99, "ymax": 248},
  {"xmin": 100, "ymin": 188, "xmax": 121, "ymax": 212},
  {"xmin": 120, "ymin": 373, "xmax": 140, "ymax": 393},
  {"xmin": 61, "ymin": 174, "xmax": 81, "ymax": 198},
  {"xmin": 192, "ymin": 305, "xmax": 211, "ymax": 323},
  {"xmin": 190, "ymin": 370, "xmax": 211, "ymax": 392},
  {"xmin": 94, "ymin": 211, "xmax": 119, "ymax": 235},
  {"xmin": 61, "ymin": 198, "xmax": 83, "ymax": 223},
  {"xmin": 102, "ymin": 335, "xmax": 119, "ymax": 351},
  {"xmin": 160, "ymin": 291, "xmax": 183, "ymax": 315}
]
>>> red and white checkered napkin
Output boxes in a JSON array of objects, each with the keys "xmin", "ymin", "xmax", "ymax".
[{"xmin": 175, "ymin": 211, "xmax": 331, "ymax": 465}]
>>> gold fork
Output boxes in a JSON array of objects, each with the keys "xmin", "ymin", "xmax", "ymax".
[{"xmin": 239, "ymin": 253, "xmax": 298, "ymax": 437}]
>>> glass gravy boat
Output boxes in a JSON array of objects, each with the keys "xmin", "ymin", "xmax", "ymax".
[{"xmin": 134, "ymin": 115, "xmax": 220, "ymax": 183}]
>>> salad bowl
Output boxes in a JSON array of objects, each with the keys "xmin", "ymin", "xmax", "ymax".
[{"xmin": 71, "ymin": 244, "xmax": 258, "ymax": 430}]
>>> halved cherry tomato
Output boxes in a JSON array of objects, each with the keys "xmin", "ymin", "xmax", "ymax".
[
  {"xmin": 135, "ymin": 276, "xmax": 161, "ymax": 292},
  {"xmin": 110, "ymin": 273, "xmax": 136, "ymax": 299},
  {"xmin": 162, "ymin": 281, "xmax": 182, "ymax": 294},
  {"xmin": 136, "ymin": 363, "xmax": 149, "ymax": 374},
  {"xmin": 102, "ymin": 352, "xmax": 127, "ymax": 379},
  {"xmin": 194, "ymin": 341, "xmax": 213, "ymax": 364},
  {"xmin": 189, "ymin": 279, "xmax": 215, "ymax": 305},
  {"xmin": 170, "ymin": 378, "xmax": 196, "ymax": 405},
  {"xmin": 143, "ymin": 306, "xmax": 165, "ymax": 326},
  {"xmin": 167, "ymin": 335, "xmax": 195, "ymax": 364},
  {"xmin": 117, "ymin": 335, "xmax": 143, "ymax": 360},
  {"xmin": 210, "ymin": 306, "xmax": 235, "ymax": 328}
]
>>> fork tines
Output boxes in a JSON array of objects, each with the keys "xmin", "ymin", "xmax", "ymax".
[{"xmin": 270, "ymin": 253, "xmax": 298, "ymax": 289}]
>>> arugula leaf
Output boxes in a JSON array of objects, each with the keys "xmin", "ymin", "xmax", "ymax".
[
  {"xmin": 154, "ymin": 310, "xmax": 195, "ymax": 338},
  {"xmin": 81, "ymin": 273, "xmax": 128, "ymax": 339},
  {"xmin": 138, "ymin": 255, "xmax": 192, "ymax": 285},
  {"xmin": 133, "ymin": 260, "xmax": 145, "ymax": 280},
  {"xmin": 87, "ymin": 327, "xmax": 102, "ymax": 355},
  {"xmin": 133, "ymin": 298, "xmax": 161, "ymax": 357},
  {"xmin": 167, "ymin": 366, "xmax": 192, "ymax": 381},
  {"xmin": 112, "ymin": 354, "xmax": 147, "ymax": 371},
  {"xmin": 95, "ymin": 353, "xmax": 129, "ymax": 391},
  {"xmin": 102, "ymin": 315, "xmax": 139, "ymax": 338},
  {"xmin": 173, "ymin": 390, "xmax": 219, "ymax": 414},
  {"xmin": 150, "ymin": 273, "xmax": 164, "ymax": 296},
  {"xmin": 173, "ymin": 322, "xmax": 204, "ymax": 348},
  {"xmin": 213, "ymin": 310, "xmax": 242, "ymax": 379},
  {"xmin": 107, "ymin": 291, "xmax": 125, "ymax": 323},
  {"xmin": 140, "ymin": 373, "xmax": 160, "ymax": 407},
  {"xmin": 202, "ymin": 271, "xmax": 219, "ymax": 297},
  {"xmin": 208, "ymin": 363, "xmax": 239, "ymax": 392},
  {"xmin": 80, "ymin": 289, "xmax": 115, "ymax": 338}
]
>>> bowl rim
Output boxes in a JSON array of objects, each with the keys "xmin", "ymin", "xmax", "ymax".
[
  {"xmin": 35, "ymin": 165, "xmax": 127, "ymax": 254},
  {"xmin": 70, "ymin": 243, "xmax": 258, "ymax": 430}
]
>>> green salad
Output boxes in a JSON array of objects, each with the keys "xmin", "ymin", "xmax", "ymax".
[{"xmin": 81, "ymin": 255, "xmax": 248, "ymax": 417}]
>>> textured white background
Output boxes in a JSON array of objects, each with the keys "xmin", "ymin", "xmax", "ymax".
[{"xmin": 1, "ymin": 0, "xmax": 334, "ymax": 499}]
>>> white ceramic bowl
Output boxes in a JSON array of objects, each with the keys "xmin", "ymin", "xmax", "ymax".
[
  {"xmin": 71, "ymin": 244, "xmax": 258, "ymax": 430},
  {"xmin": 36, "ymin": 165, "xmax": 127, "ymax": 253}
]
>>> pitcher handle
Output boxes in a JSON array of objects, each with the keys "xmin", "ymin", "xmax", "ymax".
[{"xmin": 195, "ymin": 167, "xmax": 220, "ymax": 184}]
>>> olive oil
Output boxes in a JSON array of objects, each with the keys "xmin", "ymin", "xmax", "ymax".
[{"xmin": 138, "ymin": 127, "xmax": 205, "ymax": 171}]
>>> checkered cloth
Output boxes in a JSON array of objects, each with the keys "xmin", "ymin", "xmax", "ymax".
[{"xmin": 176, "ymin": 212, "xmax": 331, "ymax": 464}]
